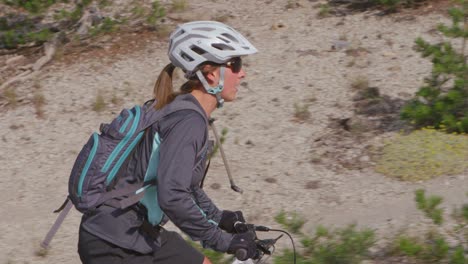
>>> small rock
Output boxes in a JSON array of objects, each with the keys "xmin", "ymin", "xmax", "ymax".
[
  {"xmin": 359, "ymin": 155, "xmax": 370, "ymax": 162},
  {"xmin": 382, "ymin": 51, "xmax": 397, "ymax": 59},
  {"xmin": 336, "ymin": 20, "xmax": 345, "ymax": 26},
  {"xmin": 270, "ymin": 22, "xmax": 285, "ymax": 30},
  {"xmin": 264, "ymin": 177, "xmax": 277, "ymax": 183},
  {"xmin": 296, "ymin": 49, "xmax": 319, "ymax": 56},
  {"xmin": 331, "ymin": 40, "xmax": 350, "ymax": 51},
  {"xmin": 210, "ymin": 183, "xmax": 221, "ymax": 190},
  {"xmin": 305, "ymin": 180, "xmax": 320, "ymax": 189},
  {"xmin": 99, "ymin": 35, "xmax": 112, "ymax": 43},
  {"xmin": 9, "ymin": 124, "xmax": 24, "ymax": 130},
  {"xmin": 397, "ymin": 92, "xmax": 412, "ymax": 98}
]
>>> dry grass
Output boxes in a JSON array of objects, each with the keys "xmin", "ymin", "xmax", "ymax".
[
  {"xmin": 317, "ymin": 3, "xmax": 331, "ymax": 18},
  {"xmin": 375, "ymin": 128, "xmax": 468, "ymax": 181},
  {"xmin": 35, "ymin": 246, "xmax": 49, "ymax": 257},
  {"xmin": 171, "ymin": 0, "xmax": 188, "ymax": 12},
  {"xmin": 33, "ymin": 91, "xmax": 46, "ymax": 118},
  {"xmin": 351, "ymin": 76, "xmax": 369, "ymax": 90},
  {"xmin": 156, "ymin": 24, "xmax": 172, "ymax": 39},
  {"xmin": 92, "ymin": 91, "xmax": 106, "ymax": 112},
  {"xmin": 111, "ymin": 93, "xmax": 122, "ymax": 105},
  {"xmin": 212, "ymin": 14, "xmax": 230, "ymax": 23},
  {"xmin": 293, "ymin": 102, "xmax": 311, "ymax": 122},
  {"xmin": 3, "ymin": 88, "xmax": 18, "ymax": 107}
]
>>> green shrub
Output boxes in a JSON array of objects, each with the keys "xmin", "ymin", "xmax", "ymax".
[
  {"xmin": 53, "ymin": 8, "xmax": 83, "ymax": 23},
  {"xmin": 1, "ymin": 30, "xmax": 24, "ymax": 49},
  {"xmin": 396, "ymin": 236, "xmax": 423, "ymax": 256},
  {"xmin": 147, "ymin": 1, "xmax": 166, "ymax": 27},
  {"xmin": 375, "ymin": 128, "xmax": 468, "ymax": 181},
  {"xmin": 274, "ymin": 210, "xmax": 306, "ymax": 234},
  {"xmin": 395, "ymin": 233, "xmax": 450, "ymax": 262},
  {"xmin": 415, "ymin": 189, "xmax": 443, "ymax": 225},
  {"xmin": 187, "ymin": 240, "xmax": 233, "ymax": 264},
  {"xmin": 371, "ymin": 0, "xmax": 400, "ymax": 11},
  {"xmin": 3, "ymin": 0, "xmax": 64, "ymax": 14},
  {"xmin": 131, "ymin": 6, "xmax": 145, "ymax": 18},
  {"xmin": 274, "ymin": 224, "xmax": 375, "ymax": 264},
  {"xmin": 273, "ymin": 191, "xmax": 466, "ymax": 264},
  {"xmin": 450, "ymin": 246, "xmax": 466, "ymax": 264},
  {"xmin": 1, "ymin": 27, "xmax": 53, "ymax": 49},
  {"xmin": 401, "ymin": 0, "xmax": 468, "ymax": 133},
  {"xmin": 394, "ymin": 190, "xmax": 467, "ymax": 263},
  {"xmin": 317, "ymin": 3, "xmax": 330, "ymax": 17},
  {"xmin": 90, "ymin": 17, "xmax": 120, "ymax": 36}
]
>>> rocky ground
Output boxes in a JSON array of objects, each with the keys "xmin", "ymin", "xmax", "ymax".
[{"xmin": 0, "ymin": 0, "xmax": 467, "ymax": 263}]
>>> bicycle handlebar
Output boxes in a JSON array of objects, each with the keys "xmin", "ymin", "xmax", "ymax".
[
  {"xmin": 235, "ymin": 248, "xmax": 249, "ymax": 261},
  {"xmin": 232, "ymin": 222, "xmax": 279, "ymax": 261},
  {"xmin": 232, "ymin": 222, "xmax": 296, "ymax": 264}
]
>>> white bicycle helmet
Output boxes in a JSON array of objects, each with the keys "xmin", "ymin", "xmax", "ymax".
[
  {"xmin": 168, "ymin": 21, "xmax": 257, "ymax": 75},
  {"xmin": 168, "ymin": 21, "xmax": 257, "ymax": 108}
]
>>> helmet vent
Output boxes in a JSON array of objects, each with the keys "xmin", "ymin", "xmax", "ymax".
[
  {"xmin": 190, "ymin": 46, "xmax": 207, "ymax": 55},
  {"xmin": 217, "ymin": 36, "xmax": 231, "ymax": 43},
  {"xmin": 221, "ymin": 33, "xmax": 237, "ymax": 43},
  {"xmin": 180, "ymin": 51, "xmax": 194, "ymax": 62},
  {"xmin": 211, "ymin": 43, "xmax": 234, "ymax": 51},
  {"xmin": 193, "ymin": 27, "xmax": 215, "ymax": 32},
  {"xmin": 173, "ymin": 29, "xmax": 185, "ymax": 38}
]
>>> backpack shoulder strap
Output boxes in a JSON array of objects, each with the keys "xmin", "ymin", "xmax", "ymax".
[
  {"xmin": 142, "ymin": 98, "xmax": 209, "ymax": 160},
  {"xmin": 141, "ymin": 99, "xmax": 208, "ymax": 131}
]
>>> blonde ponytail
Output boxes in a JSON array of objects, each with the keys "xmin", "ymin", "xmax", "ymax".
[
  {"xmin": 153, "ymin": 62, "xmax": 219, "ymax": 109},
  {"xmin": 153, "ymin": 63, "xmax": 176, "ymax": 110}
]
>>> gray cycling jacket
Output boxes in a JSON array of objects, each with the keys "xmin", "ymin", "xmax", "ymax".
[{"xmin": 81, "ymin": 94, "xmax": 233, "ymax": 254}]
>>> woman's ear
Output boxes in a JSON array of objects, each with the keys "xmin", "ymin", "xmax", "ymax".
[{"xmin": 204, "ymin": 68, "xmax": 220, "ymax": 86}]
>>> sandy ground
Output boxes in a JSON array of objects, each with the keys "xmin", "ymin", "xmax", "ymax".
[{"xmin": 0, "ymin": 1, "xmax": 467, "ymax": 263}]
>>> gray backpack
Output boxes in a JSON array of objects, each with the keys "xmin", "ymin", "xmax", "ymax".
[{"xmin": 41, "ymin": 98, "xmax": 207, "ymax": 249}]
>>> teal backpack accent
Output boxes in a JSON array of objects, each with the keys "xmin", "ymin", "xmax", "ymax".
[{"xmin": 140, "ymin": 133, "xmax": 164, "ymax": 225}]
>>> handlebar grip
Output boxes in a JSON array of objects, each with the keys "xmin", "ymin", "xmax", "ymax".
[{"xmin": 235, "ymin": 248, "xmax": 248, "ymax": 261}]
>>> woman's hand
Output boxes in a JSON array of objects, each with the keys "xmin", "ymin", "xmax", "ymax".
[
  {"xmin": 219, "ymin": 210, "xmax": 245, "ymax": 233},
  {"xmin": 227, "ymin": 231, "xmax": 257, "ymax": 261}
]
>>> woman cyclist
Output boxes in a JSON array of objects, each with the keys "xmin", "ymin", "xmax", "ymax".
[{"xmin": 78, "ymin": 21, "xmax": 259, "ymax": 264}]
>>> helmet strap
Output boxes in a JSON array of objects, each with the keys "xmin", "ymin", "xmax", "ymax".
[{"xmin": 196, "ymin": 66, "xmax": 226, "ymax": 108}]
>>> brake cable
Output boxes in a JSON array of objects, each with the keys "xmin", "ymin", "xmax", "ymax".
[{"xmin": 256, "ymin": 226, "xmax": 296, "ymax": 264}]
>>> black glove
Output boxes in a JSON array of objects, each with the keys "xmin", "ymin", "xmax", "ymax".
[
  {"xmin": 227, "ymin": 232, "xmax": 257, "ymax": 261},
  {"xmin": 219, "ymin": 210, "xmax": 245, "ymax": 233}
]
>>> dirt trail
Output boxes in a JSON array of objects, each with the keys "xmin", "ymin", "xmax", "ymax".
[{"xmin": 0, "ymin": 1, "xmax": 466, "ymax": 263}]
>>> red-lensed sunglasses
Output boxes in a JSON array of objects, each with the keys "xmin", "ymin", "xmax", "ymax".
[{"xmin": 225, "ymin": 57, "xmax": 242, "ymax": 73}]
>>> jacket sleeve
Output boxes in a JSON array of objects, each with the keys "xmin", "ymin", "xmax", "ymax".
[
  {"xmin": 156, "ymin": 111, "xmax": 232, "ymax": 252},
  {"xmin": 192, "ymin": 185, "xmax": 223, "ymax": 223}
]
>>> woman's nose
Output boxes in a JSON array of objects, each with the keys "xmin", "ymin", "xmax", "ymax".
[{"xmin": 239, "ymin": 68, "xmax": 246, "ymax": 79}]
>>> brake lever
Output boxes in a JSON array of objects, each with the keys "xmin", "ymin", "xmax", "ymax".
[{"xmin": 257, "ymin": 234, "xmax": 282, "ymax": 254}]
